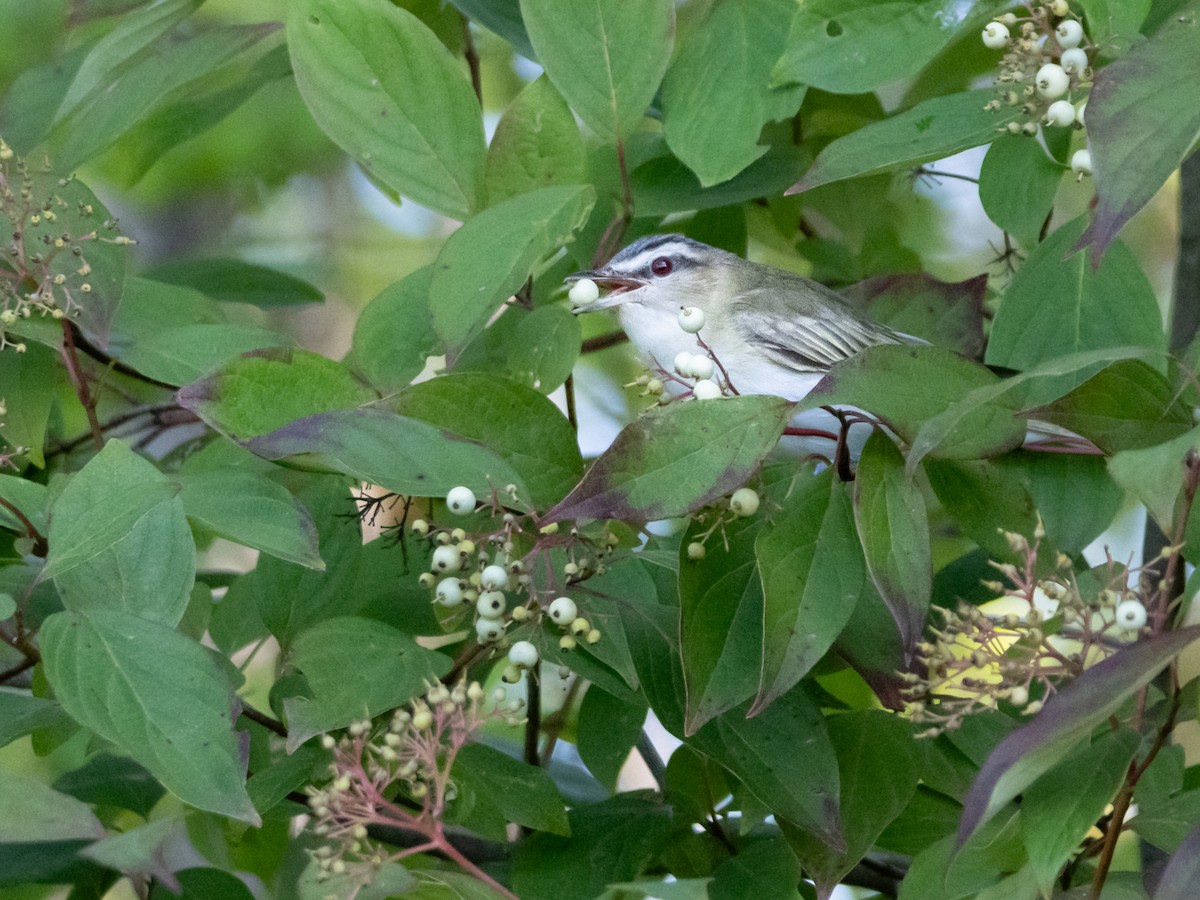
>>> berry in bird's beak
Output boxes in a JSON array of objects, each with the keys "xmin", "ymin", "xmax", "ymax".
[{"xmin": 564, "ymin": 269, "xmax": 647, "ymax": 312}]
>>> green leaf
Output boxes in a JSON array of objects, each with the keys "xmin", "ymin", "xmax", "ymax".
[
  {"xmin": 709, "ymin": 838, "xmax": 801, "ymax": 900},
  {"xmin": 854, "ymin": 431, "xmax": 931, "ymax": 653},
  {"xmin": 773, "ymin": 0, "xmax": 993, "ymax": 94},
  {"xmin": 519, "ymin": 0, "xmax": 674, "ymax": 141},
  {"xmin": 958, "ymin": 625, "xmax": 1200, "ymax": 844},
  {"xmin": 1021, "ymin": 729, "xmax": 1139, "ymax": 895},
  {"xmin": 0, "ymin": 692, "xmax": 70, "ymax": 749},
  {"xmin": 1109, "ymin": 426, "xmax": 1200, "ymax": 531},
  {"xmin": 986, "ymin": 217, "xmax": 1166, "ymax": 372},
  {"xmin": 924, "ymin": 457, "xmax": 1038, "ymax": 560},
  {"xmin": 842, "ymin": 273, "xmax": 986, "ymax": 359},
  {"xmin": 40, "ymin": 608, "xmax": 259, "ymax": 823},
  {"xmin": 0, "ymin": 340, "xmax": 56, "ymax": 468},
  {"xmin": 430, "ymin": 184, "xmax": 595, "ymax": 354},
  {"xmin": 282, "ymin": 616, "xmax": 450, "ymax": 749},
  {"xmin": 350, "ymin": 266, "xmax": 439, "ymax": 394},
  {"xmin": 511, "ymin": 795, "xmax": 673, "ymax": 900},
  {"xmin": 0, "ymin": 474, "xmax": 47, "ymax": 536},
  {"xmin": 1131, "ymin": 789, "xmax": 1200, "ymax": 851},
  {"xmin": 176, "ymin": 348, "xmax": 376, "ymax": 440},
  {"xmin": 43, "ymin": 441, "xmax": 179, "ymax": 582},
  {"xmin": 246, "ymin": 744, "xmax": 325, "ymax": 815},
  {"xmin": 791, "ymin": 90, "xmax": 1023, "ymax": 194},
  {"xmin": 448, "ymin": 0, "xmax": 533, "ymax": 58},
  {"xmin": 485, "ymin": 75, "xmax": 586, "ymax": 204},
  {"xmin": 79, "ymin": 819, "xmax": 180, "ymax": 888},
  {"xmin": 661, "ymin": 0, "xmax": 804, "ymax": 187},
  {"xmin": 1076, "ymin": 0, "xmax": 1151, "ymax": 44},
  {"xmin": 1152, "ymin": 823, "xmax": 1200, "ymax": 900},
  {"xmin": 53, "ymin": 753, "xmax": 166, "ymax": 819},
  {"xmin": 145, "ymin": 258, "xmax": 323, "ymax": 307},
  {"xmin": 978, "ymin": 136, "xmax": 1063, "ymax": 247},
  {"xmin": 754, "ymin": 468, "xmax": 862, "ymax": 714},
  {"xmin": 798, "ymin": 345, "xmax": 1026, "ymax": 459},
  {"xmin": 546, "ymin": 396, "xmax": 794, "ymax": 522},
  {"xmin": 52, "ymin": 23, "xmax": 277, "ymax": 170},
  {"xmin": 505, "ymin": 304, "xmax": 582, "ymax": 394},
  {"xmin": 179, "ymin": 469, "xmax": 322, "ymax": 568},
  {"xmin": 240, "ymin": 407, "xmax": 527, "ymax": 499},
  {"xmin": 119, "ymin": 323, "xmax": 292, "ymax": 386},
  {"xmin": 0, "ymin": 771, "xmax": 104, "ymax": 842},
  {"xmin": 288, "ymin": 0, "xmax": 486, "ymax": 220},
  {"xmin": 785, "ymin": 710, "xmax": 919, "ymax": 893},
  {"xmin": 392, "ymin": 374, "xmax": 583, "ymax": 508},
  {"xmin": 1027, "ymin": 359, "xmax": 1192, "ymax": 453},
  {"xmin": 577, "ymin": 686, "xmax": 647, "ymax": 792},
  {"xmin": 453, "ymin": 743, "xmax": 571, "ymax": 836},
  {"xmin": 1076, "ymin": 6, "xmax": 1200, "ymax": 261},
  {"xmin": 1018, "ymin": 452, "xmax": 1124, "ymax": 555},
  {"xmin": 679, "ymin": 513, "xmax": 765, "ymax": 732},
  {"xmin": 53, "ymin": 491, "xmax": 196, "ymax": 628}
]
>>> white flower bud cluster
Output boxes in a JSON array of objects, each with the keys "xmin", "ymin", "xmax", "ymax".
[{"xmin": 980, "ymin": 3, "xmax": 1093, "ymax": 178}]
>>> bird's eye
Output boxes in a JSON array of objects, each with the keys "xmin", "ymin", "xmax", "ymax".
[{"xmin": 650, "ymin": 256, "xmax": 673, "ymax": 277}]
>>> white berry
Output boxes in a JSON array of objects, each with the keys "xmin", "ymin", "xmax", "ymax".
[
  {"xmin": 981, "ymin": 21, "xmax": 1010, "ymax": 49},
  {"xmin": 1009, "ymin": 685, "xmax": 1029, "ymax": 707},
  {"xmin": 674, "ymin": 351, "xmax": 694, "ymax": 375},
  {"xmin": 1036, "ymin": 64, "xmax": 1070, "ymax": 99},
  {"xmin": 692, "ymin": 379, "xmax": 722, "ymax": 400},
  {"xmin": 729, "ymin": 487, "xmax": 760, "ymax": 517},
  {"xmin": 1044, "ymin": 100, "xmax": 1076, "ymax": 127},
  {"xmin": 1050, "ymin": 0, "xmax": 1069, "ymax": 14},
  {"xmin": 1071, "ymin": 148, "xmax": 1092, "ymax": 176},
  {"xmin": 508, "ymin": 640, "xmax": 539, "ymax": 669},
  {"xmin": 547, "ymin": 596, "xmax": 577, "ymax": 625},
  {"xmin": 431, "ymin": 545, "xmax": 462, "ymax": 573},
  {"xmin": 1075, "ymin": 100, "xmax": 1086, "ymax": 126},
  {"xmin": 475, "ymin": 618, "xmax": 504, "ymax": 641},
  {"xmin": 568, "ymin": 278, "xmax": 599, "ymax": 307},
  {"xmin": 1056, "ymin": 19, "xmax": 1084, "ymax": 48},
  {"xmin": 477, "ymin": 591, "xmax": 506, "ymax": 619},
  {"xmin": 686, "ymin": 356, "xmax": 715, "ymax": 380},
  {"xmin": 446, "ymin": 486, "xmax": 476, "ymax": 515},
  {"xmin": 1060, "ymin": 47, "xmax": 1088, "ymax": 74},
  {"xmin": 1115, "ymin": 600, "xmax": 1146, "ymax": 631},
  {"xmin": 435, "ymin": 578, "xmax": 463, "ymax": 606},
  {"xmin": 480, "ymin": 565, "xmax": 508, "ymax": 591},
  {"xmin": 677, "ymin": 306, "xmax": 705, "ymax": 333}
]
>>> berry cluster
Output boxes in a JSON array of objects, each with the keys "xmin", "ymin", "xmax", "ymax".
[
  {"xmin": 903, "ymin": 521, "xmax": 1151, "ymax": 736},
  {"xmin": 684, "ymin": 486, "xmax": 762, "ymax": 561},
  {"xmin": 0, "ymin": 139, "xmax": 133, "ymax": 352},
  {"xmin": 981, "ymin": 3, "xmax": 1093, "ymax": 179},
  {"xmin": 306, "ymin": 679, "xmax": 523, "ymax": 893}
]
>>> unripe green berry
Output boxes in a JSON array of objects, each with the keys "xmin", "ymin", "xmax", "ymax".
[
  {"xmin": 687, "ymin": 541, "xmax": 706, "ymax": 560},
  {"xmin": 559, "ymin": 634, "xmax": 577, "ymax": 651},
  {"xmin": 585, "ymin": 628, "xmax": 601, "ymax": 644},
  {"xmin": 569, "ymin": 616, "xmax": 591, "ymax": 636},
  {"xmin": 730, "ymin": 487, "xmax": 760, "ymax": 517},
  {"xmin": 411, "ymin": 519, "xmax": 429, "ymax": 536}
]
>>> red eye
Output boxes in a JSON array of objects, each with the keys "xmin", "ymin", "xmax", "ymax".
[{"xmin": 650, "ymin": 256, "xmax": 673, "ymax": 276}]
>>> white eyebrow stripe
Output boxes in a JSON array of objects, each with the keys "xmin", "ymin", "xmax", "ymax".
[{"xmin": 613, "ymin": 241, "xmax": 706, "ymax": 272}]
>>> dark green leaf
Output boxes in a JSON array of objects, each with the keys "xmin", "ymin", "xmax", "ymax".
[
  {"xmin": 841, "ymin": 273, "xmax": 986, "ymax": 359},
  {"xmin": 288, "ymin": 0, "xmax": 486, "ymax": 219},
  {"xmin": 1021, "ymin": 729, "xmax": 1139, "ymax": 894},
  {"xmin": 709, "ymin": 837, "xmax": 801, "ymax": 900},
  {"xmin": 53, "ymin": 753, "xmax": 165, "ymax": 818},
  {"xmin": 1076, "ymin": 6, "xmax": 1200, "ymax": 261},
  {"xmin": 661, "ymin": 0, "xmax": 804, "ymax": 187},
  {"xmin": 40, "ymin": 608, "xmax": 258, "ymax": 823},
  {"xmin": 854, "ymin": 430, "xmax": 931, "ymax": 653},
  {"xmin": 1132, "ymin": 788, "xmax": 1200, "ymax": 852},
  {"xmin": 149, "ymin": 867, "xmax": 255, "ymax": 900},
  {"xmin": 0, "ymin": 474, "xmax": 47, "ymax": 536},
  {"xmin": 282, "ymin": 616, "xmax": 450, "ymax": 749},
  {"xmin": 350, "ymin": 266, "xmax": 439, "ymax": 393},
  {"xmin": 505, "ymin": 304, "xmax": 581, "ymax": 395},
  {"xmin": 392, "ymin": 374, "xmax": 582, "ymax": 508},
  {"xmin": 448, "ymin": 0, "xmax": 533, "ymax": 58},
  {"xmin": 485, "ymin": 75, "xmax": 586, "ymax": 204},
  {"xmin": 986, "ymin": 217, "xmax": 1166, "ymax": 372},
  {"xmin": 1027, "ymin": 359, "xmax": 1192, "ymax": 453},
  {"xmin": 1018, "ymin": 452, "xmax": 1124, "ymax": 555},
  {"xmin": 924, "ymin": 457, "xmax": 1038, "ymax": 560},
  {"xmin": 798, "ymin": 345, "xmax": 1025, "ymax": 459},
  {"xmin": 520, "ymin": 0, "xmax": 674, "ymax": 141},
  {"xmin": 754, "ymin": 468, "xmax": 861, "ymax": 713},
  {"xmin": 453, "ymin": 743, "xmax": 570, "ymax": 836},
  {"xmin": 577, "ymin": 686, "xmax": 647, "ymax": 791},
  {"xmin": 959, "ymin": 626, "xmax": 1200, "ymax": 844},
  {"xmin": 0, "ymin": 340, "xmax": 56, "ymax": 468},
  {"xmin": 791, "ymin": 90, "xmax": 1023, "ymax": 193},
  {"xmin": 81, "ymin": 818, "xmax": 179, "ymax": 888},
  {"xmin": 430, "ymin": 184, "xmax": 594, "ymax": 353},
  {"xmin": 144, "ymin": 258, "xmax": 323, "ymax": 307},
  {"xmin": 0, "ymin": 692, "xmax": 70, "ymax": 749},
  {"xmin": 978, "ymin": 136, "xmax": 1063, "ymax": 247},
  {"xmin": 546, "ymin": 396, "xmax": 794, "ymax": 522},
  {"xmin": 246, "ymin": 744, "xmax": 325, "ymax": 815}
]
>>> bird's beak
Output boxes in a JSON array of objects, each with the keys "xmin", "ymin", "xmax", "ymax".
[{"xmin": 565, "ymin": 268, "xmax": 647, "ymax": 312}]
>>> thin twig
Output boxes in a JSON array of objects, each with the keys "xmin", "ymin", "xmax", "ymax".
[
  {"xmin": 240, "ymin": 703, "xmax": 288, "ymax": 737},
  {"xmin": 0, "ymin": 495, "xmax": 47, "ymax": 555},
  {"xmin": 60, "ymin": 320, "xmax": 104, "ymax": 450},
  {"xmin": 563, "ymin": 374, "xmax": 578, "ymax": 430},
  {"xmin": 462, "ymin": 16, "xmax": 482, "ymax": 105},
  {"xmin": 581, "ymin": 331, "xmax": 628, "ymax": 353},
  {"xmin": 523, "ymin": 663, "xmax": 541, "ymax": 766}
]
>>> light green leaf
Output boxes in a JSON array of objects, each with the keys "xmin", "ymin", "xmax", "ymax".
[
  {"xmin": 520, "ymin": 0, "xmax": 674, "ymax": 141},
  {"xmin": 283, "ymin": 616, "xmax": 450, "ymax": 750},
  {"xmin": 0, "ymin": 771, "xmax": 104, "ymax": 842},
  {"xmin": 0, "ymin": 340, "xmax": 57, "ymax": 468},
  {"xmin": 145, "ymin": 257, "xmax": 324, "ymax": 307},
  {"xmin": 1109, "ymin": 426, "xmax": 1200, "ymax": 531},
  {"xmin": 986, "ymin": 217, "xmax": 1166, "ymax": 371},
  {"xmin": 505, "ymin": 304, "xmax": 581, "ymax": 394},
  {"xmin": 661, "ymin": 0, "xmax": 804, "ymax": 186},
  {"xmin": 430, "ymin": 184, "xmax": 594, "ymax": 354},
  {"xmin": 116, "ymin": 323, "xmax": 292, "ymax": 386},
  {"xmin": 288, "ymin": 0, "xmax": 486, "ymax": 219},
  {"xmin": 40, "ymin": 608, "xmax": 258, "ymax": 823},
  {"xmin": 0, "ymin": 692, "xmax": 70, "ymax": 749},
  {"xmin": 0, "ymin": 474, "xmax": 47, "ymax": 536},
  {"xmin": 485, "ymin": 75, "xmax": 586, "ymax": 204}
]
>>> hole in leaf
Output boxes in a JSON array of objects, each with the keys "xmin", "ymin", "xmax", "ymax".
[{"xmin": 826, "ymin": 19, "xmax": 843, "ymax": 37}]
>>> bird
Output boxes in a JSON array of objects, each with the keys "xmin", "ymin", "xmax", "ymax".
[{"xmin": 566, "ymin": 233, "xmax": 925, "ymax": 464}]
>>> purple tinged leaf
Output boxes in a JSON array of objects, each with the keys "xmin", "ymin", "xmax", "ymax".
[
  {"xmin": 545, "ymin": 396, "xmax": 794, "ymax": 523},
  {"xmin": 841, "ymin": 273, "xmax": 986, "ymax": 359},
  {"xmin": 1076, "ymin": 8, "xmax": 1200, "ymax": 264},
  {"xmin": 1151, "ymin": 821, "xmax": 1200, "ymax": 900},
  {"xmin": 958, "ymin": 625, "xmax": 1200, "ymax": 845}
]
